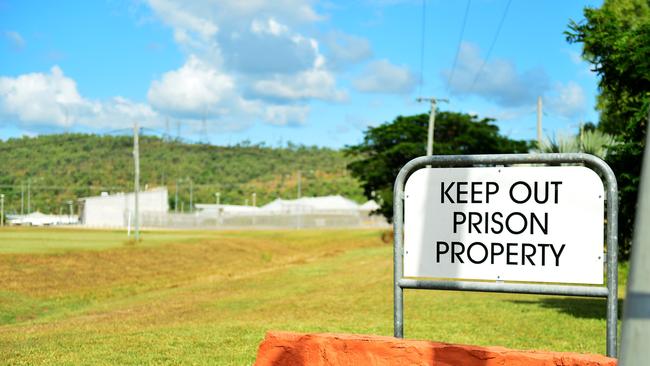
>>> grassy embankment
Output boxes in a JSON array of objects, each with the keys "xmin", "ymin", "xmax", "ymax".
[{"xmin": 0, "ymin": 227, "xmax": 626, "ymax": 365}]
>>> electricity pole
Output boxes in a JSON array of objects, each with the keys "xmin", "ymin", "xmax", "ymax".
[
  {"xmin": 537, "ymin": 96, "xmax": 543, "ymax": 147},
  {"xmin": 133, "ymin": 122, "xmax": 140, "ymax": 241},
  {"xmin": 620, "ymin": 111, "xmax": 650, "ymax": 364},
  {"xmin": 297, "ymin": 171, "xmax": 301, "ymax": 199},
  {"xmin": 416, "ymin": 97, "xmax": 449, "ymax": 155},
  {"xmin": 252, "ymin": 192, "xmax": 256, "ymax": 207},
  {"xmin": 189, "ymin": 180, "xmax": 193, "ymax": 213},
  {"xmin": 174, "ymin": 180, "xmax": 179, "ymax": 214},
  {"xmin": 27, "ymin": 178, "xmax": 31, "ymax": 214},
  {"xmin": 1, "ymin": 194, "xmax": 4, "ymax": 227},
  {"xmin": 215, "ymin": 192, "xmax": 220, "ymax": 206},
  {"xmin": 20, "ymin": 183, "xmax": 24, "ymax": 216}
]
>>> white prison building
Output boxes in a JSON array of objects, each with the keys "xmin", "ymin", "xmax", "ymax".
[{"xmin": 78, "ymin": 187, "xmax": 168, "ymax": 228}]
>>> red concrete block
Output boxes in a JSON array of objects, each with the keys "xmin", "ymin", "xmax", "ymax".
[{"xmin": 254, "ymin": 331, "xmax": 617, "ymax": 366}]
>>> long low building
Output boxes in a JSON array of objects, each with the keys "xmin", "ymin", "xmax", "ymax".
[
  {"xmin": 195, "ymin": 195, "xmax": 378, "ymax": 216},
  {"xmin": 138, "ymin": 194, "xmax": 386, "ymax": 229},
  {"xmin": 6, "ymin": 212, "xmax": 79, "ymax": 226},
  {"xmin": 78, "ymin": 187, "xmax": 168, "ymax": 228}
]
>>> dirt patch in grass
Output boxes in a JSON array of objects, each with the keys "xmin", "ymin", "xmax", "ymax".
[{"xmin": 0, "ymin": 229, "xmax": 381, "ymax": 309}]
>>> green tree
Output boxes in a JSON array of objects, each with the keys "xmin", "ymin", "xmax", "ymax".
[
  {"xmin": 0, "ymin": 134, "xmax": 365, "ymax": 214},
  {"xmin": 345, "ymin": 112, "xmax": 531, "ymax": 221},
  {"xmin": 567, "ymin": 0, "xmax": 650, "ymax": 259}
]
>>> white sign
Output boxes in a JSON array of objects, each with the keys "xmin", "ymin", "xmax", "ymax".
[{"xmin": 404, "ymin": 166, "xmax": 604, "ymax": 284}]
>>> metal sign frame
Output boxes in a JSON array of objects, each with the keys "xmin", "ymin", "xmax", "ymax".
[{"xmin": 393, "ymin": 153, "xmax": 619, "ymax": 357}]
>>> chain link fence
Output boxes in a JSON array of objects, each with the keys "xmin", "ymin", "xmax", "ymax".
[{"xmin": 141, "ymin": 211, "xmax": 388, "ymax": 230}]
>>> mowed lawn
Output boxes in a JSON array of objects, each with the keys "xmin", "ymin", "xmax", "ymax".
[{"xmin": 0, "ymin": 227, "xmax": 625, "ymax": 365}]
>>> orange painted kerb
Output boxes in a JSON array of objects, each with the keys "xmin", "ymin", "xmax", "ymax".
[{"xmin": 254, "ymin": 331, "xmax": 617, "ymax": 366}]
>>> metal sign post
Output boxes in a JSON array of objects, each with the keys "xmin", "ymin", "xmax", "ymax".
[{"xmin": 393, "ymin": 153, "xmax": 618, "ymax": 357}]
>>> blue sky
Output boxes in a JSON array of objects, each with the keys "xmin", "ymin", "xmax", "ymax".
[{"xmin": 0, "ymin": 0, "xmax": 602, "ymax": 148}]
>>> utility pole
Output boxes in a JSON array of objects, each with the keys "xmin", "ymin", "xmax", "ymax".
[
  {"xmin": 215, "ymin": 192, "xmax": 220, "ymax": 206},
  {"xmin": 620, "ymin": 111, "xmax": 650, "ymax": 364},
  {"xmin": 297, "ymin": 171, "xmax": 302, "ymax": 199},
  {"xmin": 537, "ymin": 96, "xmax": 543, "ymax": 147},
  {"xmin": 0, "ymin": 194, "xmax": 4, "ymax": 227},
  {"xmin": 165, "ymin": 117, "xmax": 170, "ymax": 141},
  {"xmin": 174, "ymin": 180, "xmax": 179, "ymax": 214},
  {"xmin": 133, "ymin": 122, "xmax": 140, "ymax": 241},
  {"xmin": 20, "ymin": 183, "xmax": 24, "ymax": 216},
  {"xmin": 252, "ymin": 192, "xmax": 256, "ymax": 207},
  {"xmin": 189, "ymin": 180, "xmax": 193, "ymax": 213},
  {"xmin": 67, "ymin": 200, "xmax": 73, "ymax": 218},
  {"xmin": 27, "ymin": 178, "xmax": 31, "ymax": 214},
  {"xmin": 578, "ymin": 121, "xmax": 584, "ymax": 150},
  {"xmin": 416, "ymin": 97, "xmax": 449, "ymax": 155}
]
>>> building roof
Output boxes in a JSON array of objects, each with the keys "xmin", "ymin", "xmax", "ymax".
[
  {"xmin": 262, "ymin": 195, "xmax": 360, "ymax": 213},
  {"xmin": 360, "ymin": 200, "xmax": 380, "ymax": 211},
  {"xmin": 79, "ymin": 187, "xmax": 167, "ymax": 201},
  {"xmin": 195, "ymin": 204, "xmax": 262, "ymax": 214}
]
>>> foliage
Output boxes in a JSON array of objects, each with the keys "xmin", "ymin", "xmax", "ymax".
[
  {"xmin": 0, "ymin": 134, "xmax": 365, "ymax": 215},
  {"xmin": 567, "ymin": 0, "xmax": 650, "ymax": 259},
  {"xmin": 537, "ymin": 133, "xmax": 580, "ymax": 154},
  {"xmin": 536, "ymin": 129, "xmax": 618, "ymax": 159},
  {"xmin": 345, "ymin": 112, "xmax": 531, "ymax": 221},
  {"xmin": 580, "ymin": 129, "xmax": 619, "ymax": 158}
]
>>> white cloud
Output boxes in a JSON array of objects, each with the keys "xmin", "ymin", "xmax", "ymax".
[
  {"xmin": 323, "ymin": 31, "xmax": 373, "ymax": 68},
  {"xmin": 4, "ymin": 30, "xmax": 25, "ymax": 50},
  {"xmin": 146, "ymin": 55, "xmax": 317, "ymax": 127},
  {"xmin": 441, "ymin": 42, "xmax": 587, "ymax": 120},
  {"xmin": 0, "ymin": 66, "xmax": 82, "ymax": 125},
  {"xmin": 222, "ymin": 17, "xmax": 321, "ymax": 75},
  {"xmin": 547, "ymin": 81, "xmax": 586, "ymax": 118},
  {"xmin": 147, "ymin": 0, "xmax": 219, "ymax": 40},
  {"xmin": 264, "ymin": 105, "xmax": 310, "ymax": 126},
  {"xmin": 251, "ymin": 17, "xmax": 290, "ymax": 36},
  {"xmin": 353, "ymin": 59, "xmax": 416, "ymax": 94},
  {"xmin": 144, "ymin": 0, "xmax": 346, "ymax": 129},
  {"xmin": 146, "ymin": 0, "xmax": 322, "ymax": 65},
  {"xmin": 252, "ymin": 69, "xmax": 347, "ymax": 101},
  {"xmin": 2, "ymin": 1, "xmax": 347, "ymax": 133},
  {"xmin": 0, "ymin": 66, "xmax": 158, "ymax": 129},
  {"xmin": 443, "ymin": 42, "xmax": 549, "ymax": 107},
  {"xmin": 78, "ymin": 96, "xmax": 158, "ymax": 128},
  {"xmin": 147, "ymin": 0, "xmax": 323, "ymax": 27},
  {"xmin": 147, "ymin": 55, "xmax": 239, "ymax": 118}
]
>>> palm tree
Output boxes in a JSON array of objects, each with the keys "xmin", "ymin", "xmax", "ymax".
[{"xmin": 535, "ymin": 128, "xmax": 617, "ymax": 159}]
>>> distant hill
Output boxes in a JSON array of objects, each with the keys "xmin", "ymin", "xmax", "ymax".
[{"xmin": 0, "ymin": 134, "xmax": 365, "ymax": 214}]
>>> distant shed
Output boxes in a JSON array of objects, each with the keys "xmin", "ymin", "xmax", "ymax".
[
  {"xmin": 262, "ymin": 195, "xmax": 360, "ymax": 214},
  {"xmin": 78, "ymin": 187, "xmax": 168, "ymax": 228}
]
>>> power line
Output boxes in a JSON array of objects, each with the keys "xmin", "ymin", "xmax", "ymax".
[
  {"xmin": 104, "ymin": 128, "xmax": 133, "ymax": 135},
  {"xmin": 417, "ymin": 0, "xmax": 427, "ymax": 96},
  {"xmin": 468, "ymin": 0, "xmax": 513, "ymax": 93},
  {"xmin": 446, "ymin": 0, "xmax": 472, "ymax": 92}
]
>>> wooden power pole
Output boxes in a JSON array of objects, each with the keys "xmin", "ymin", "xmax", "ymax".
[
  {"xmin": 416, "ymin": 97, "xmax": 449, "ymax": 155},
  {"xmin": 133, "ymin": 122, "xmax": 140, "ymax": 241},
  {"xmin": 537, "ymin": 96, "xmax": 543, "ymax": 147}
]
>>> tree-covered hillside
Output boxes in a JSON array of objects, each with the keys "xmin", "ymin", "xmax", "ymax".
[{"xmin": 0, "ymin": 134, "xmax": 365, "ymax": 214}]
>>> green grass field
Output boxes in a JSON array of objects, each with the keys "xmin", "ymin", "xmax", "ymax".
[{"xmin": 0, "ymin": 227, "xmax": 626, "ymax": 365}]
